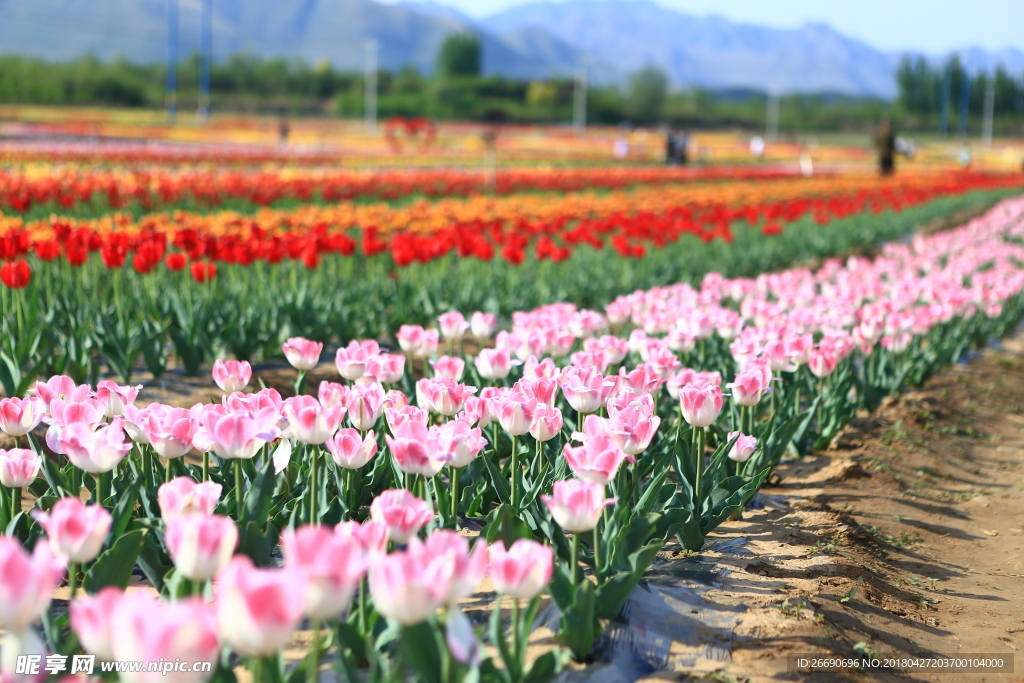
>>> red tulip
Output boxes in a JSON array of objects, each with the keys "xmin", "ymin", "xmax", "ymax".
[{"xmin": 0, "ymin": 260, "xmax": 31, "ymax": 289}]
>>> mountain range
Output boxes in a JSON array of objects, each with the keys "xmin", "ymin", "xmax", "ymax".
[{"xmin": 1, "ymin": 0, "xmax": 1022, "ymax": 98}]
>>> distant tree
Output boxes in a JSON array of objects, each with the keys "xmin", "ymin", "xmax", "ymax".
[
  {"xmin": 627, "ymin": 66, "xmax": 668, "ymax": 124},
  {"xmin": 436, "ymin": 33, "xmax": 481, "ymax": 78}
]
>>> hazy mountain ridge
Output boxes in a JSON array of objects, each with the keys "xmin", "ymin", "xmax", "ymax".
[{"xmin": 0, "ymin": 0, "xmax": 1021, "ymax": 97}]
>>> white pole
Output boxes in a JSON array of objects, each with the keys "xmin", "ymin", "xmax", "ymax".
[
  {"xmin": 981, "ymin": 77, "xmax": 995, "ymax": 147},
  {"xmin": 766, "ymin": 93, "xmax": 780, "ymax": 141},
  {"xmin": 573, "ymin": 67, "xmax": 587, "ymax": 134},
  {"xmin": 365, "ymin": 38, "xmax": 378, "ymax": 134}
]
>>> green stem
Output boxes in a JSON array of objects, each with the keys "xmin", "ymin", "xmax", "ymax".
[
  {"xmin": 94, "ymin": 473, "xmax": 103, "ymax": 507},
  {"xmin": 164, "ymin": 457, "xmax": 171, "ymax": 484},
  {"xmin": 310, "ymin": 445, "xmax": 319, "ymax": 526},
  {"xmin": 67, "ymin": 562, "xmax": 79, "ymax": 600},
  {"xmin": 202, "ymin": 451, "xmax": 209, "ymax": 482},
  {"xmin": 358, "ymin": 578, "xmax": 369, "ymax": 637},
  {"xmin": 693, "ymin": 426, "xmax": 705, "ymax": 517},
  {"xmin": 296, "ymin": 369, "xmax": 308, "ymax": 397},
  {"xmin": 450, "ymin": 465, "xmax": 459, "ymax": 529},
  {"xmin": 571, "ymin": 532, "xmax": 579, "ymax": 586},
  {"xmin": 308, "ymin": 619, "xmax": 322, "ymax": 683},
  {"xmin": 512, "ymin": 598, "xmax": 522, "ymax": 663},
  {"xmin": 234, "ymin": 458, "xmax": 243, "ymax": 520},
  {"xmin": 593, "ymin": 521, "xmax": 601, "ymax": 579},
  {"xmin": 510, "ymin": 434, "xmax": 518, "ymax": 508}
]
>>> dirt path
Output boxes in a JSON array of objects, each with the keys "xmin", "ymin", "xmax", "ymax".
[{"xmin": 627, "ymin": 332, "xmax": 1024, "ymax": 683}]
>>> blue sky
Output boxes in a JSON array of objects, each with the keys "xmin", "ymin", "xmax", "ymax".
[{"xmin": 390, "ymin": 0, "xmax": 1024, "ymax": 54}]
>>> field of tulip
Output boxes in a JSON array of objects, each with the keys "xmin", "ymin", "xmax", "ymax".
[
  {"xmin": 0, "ymin": 165, "xmax": 802, "ymax": 218},
  {"xmin": 0, "ymin": 164, "xmax": 1021, "ymax": 397},
  {"xmin": 1, "ymin": 182, "xmax": 1023, "ymax": 681}
]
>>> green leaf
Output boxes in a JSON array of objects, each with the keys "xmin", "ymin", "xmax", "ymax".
[
  {"xmin": 523, "ymin": 651, "xmax": 561, "ymax": 683},
  {"xmin": 402, "ymin": 622, "xmax": 445, "ymax": 683},
  {"xmin": 237, "ymin": 521, "xmax": 278, "ymax": 567},
  {"xmin": 481, "ymin": 451, "xmax": 512, "ymax": 506},
  {"xmin": 483, "ymin": 504, "xmax": 532, "ymax": 546},
  {"xmin": 108, "ymin": 479, "xmax": 140, "ymax": 542},
  {"xmin": 242, "ymin": 456, "xmax": 278, "ymax": 526},
  {"xmin": 558, "ymin": 581, "xmax": 597, "ymax": 661},
  {"xmin": 83, "ymin": 528, "xmax": 145, "ymax": 594}
]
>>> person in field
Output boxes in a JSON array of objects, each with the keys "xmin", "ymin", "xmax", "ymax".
[{"xmin": 876, "ymin": 118, "xmax": 896, "ymax": 176}]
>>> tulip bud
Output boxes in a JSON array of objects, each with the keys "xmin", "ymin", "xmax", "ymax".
[
  {"xmin": 33, "ymin": 497, "xmax": 112, "ymax": 564},
  {"xmin": 165, "ymin": 513, "xmax": 238, "ymax": 582},
  {"xmin": 0, "ymin": 448, "xmax": 42, "ymax": 488},
  {"xmin": 542, "ymin": 479, "xmax": 616, "ymax": 532},
  {"xmin": 488, "ymin": 539, "xmax": 553, "ymax": 601}
]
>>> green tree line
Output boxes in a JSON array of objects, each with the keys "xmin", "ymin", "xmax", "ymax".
[{"xmin": 1, "ymin": 36, "xmax": 1022, "ymax": 134}]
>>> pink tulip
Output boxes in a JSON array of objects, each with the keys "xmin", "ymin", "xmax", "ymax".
[
  {"xmin": 283, "ymin": 395, "xmax": 343, "ymax": 445},
  {"xmin": 679, "ymin": 383, "xmax": 724, "ymax": 428},
  {"xmin": 32, "ymin": 375, "xmax": 89, "ymax": 409},
  {"xmin": 424, "ymin": 377, "xmax": 477, "ymax": 416},
  {"xmin": 94, "ymin": 380, "xmax": 141, "ymax": 418},
  {"xmin": 460, "ymin": 396, "xmax": 494, "ymax": 428},
  {"xmin": 430, "ymin": 355, "xmax": 466, "ymax": 381},
  {"xmin": 369, "ymin": 489, "xmax": 433, "ymax": 544},
  {"xmin": 437, "ymin": 311, "xmax": 469, "ymax": 341},
  {"xmin": 203, "ymin": 409, "xmax": 279, "ymax": 460},
  {"xmin": 212, "ymin": 359, "xmax": 252, "ymax": 393},
  {"xmin": 122, "ymin": 403, "xmax": 160, "ymax": 444},
  {"xmin": 334, "ymin": 520, "xmax": 389, "ymax": 557},
  {"xmin": 560, "ymin": 367, "xmax": 615, "ymax": 414},
  {"xmin": 215, "ymin": 555, "xmax": 306, "ymax": 657},
  {"xmin": 281, "ymin": 525, "xmax": 367, "ymax": 620},
  {"xmin": 727, "ymin": 432, "xmax": 758, "ymax": 462},
  {"xmin": 618, "ymin": 364, "xmax": 663, "ymax": 397},
  {"xmin": 0, "ymin": 536, "xmax": 64, "ymax": 632},
  {"xmin": 385, "ymin": 421, "xmax": 446, "ymax": 478},
  {"xmin": 385, "ymin": 404, "xmax": 428, "ymax": 432},
  {"xmin": 808, "ymin": 347, "xmax": 839, "ymax": 378},
  {"xmin": 143, "ymin": 406, "xmax": 198, "ymax": 460},
  {"xmin": 562, "ymin": 434, "xmax": 632, "ymax": 485},
  {"xmin": 282, "ymin": 337, "xmax": 323, "ymax": 371},
  {"xmin": 318, "ymin": 381, "xmax": 352, "ymax": 411},
  {"xmin": 165, "ymin": 513, "xmax": 238, "ymax": 582},
  {"xmin": 474, "ymin": 348, "xmax": 515, "ymax": 380},
  {"xmin": 158, "ymin": 477, "xmax": 222, "ymax": 521},
  {"xmin": 376, "ymin": 353, "xmax": 407, "ymax": 383},
  {"xmin": 542, "ymin": 479, "xmax": 616, "ymax": 532},
  {"xmin": 368, "ymin": 537, "xmax": 453, "ymax": 626},
  {"xmin": 607, "ymin": 405, "xmax": 660, "ymax": 456},
  {"xmin": 326, "ymin": 428, "xmax": 378, "ymax": 469},
  {"xmin": 58, "ymin": 420, "xmax": 132, "ymax": 474},
  {"xmin": 417, "ymin": 530, "xmax": 488, "ymax": 604},
  {"xmin": 333, "ymin": 341, "xmax": 368, "ymax": 380},
  {"xmin": 109, "ymin": 592, "xmax": 219, "ymax": 682},
  {"xmin": 0, "ymin": 448, "xmax": 41, "ymax": 488},
  {"xmin": 517, "ymin": 377, "xmax": 559, "ymax": 406},
  {"xmin": 488, "ymin": 539, "xmax": 553, "ymax": 601},
  {"xmin": 396, "ymin": 326, "xmax": 439, "ymax": 359},
  {"xmin": 435, "ymin": 418, "xmax": 487, "ymax": 468},
  {"xmin": 528, "ymin": 404, "xmax": 563, "ymax": 442},
  {"xmin": 523, "ymin": 356, "xmax": 559, "ymax": 381},
  {"xmin": 222, "ymin": 387, "xmax": 284, "ymax": 415},
  {"xmin": 728, "ymin": 369, "xmax": 769, "ymax": 407},
  {"xmin": 0, "ymin": 396, "xmax": 45, "ymax": 437},
  {"xmin": 347, "ymin": 384, "xmax": 389, "ymax": 431},
  {"xmin": 470, "ymin": 312, "xmax": 497, "ymax": 338},
  {"xmin": 69, "ymin": 586, "xmax": 123, "ymax": 660},
  {"xmin": 496, "ymin": 391, "xmax": 537, "ymax": 436},
  {"xmin": 32, "ymin": 497, "xmax": 112, "ymax": 564},
  {"xmin": 607, "ymin": 391, "xmax": 655, "ymax": 418}
]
